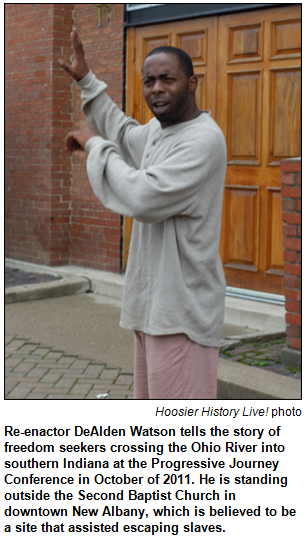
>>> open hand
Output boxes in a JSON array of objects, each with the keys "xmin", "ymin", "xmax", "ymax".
[
  {"xmin": 65, "ymin": 127, "xmax": 99, "ymax": 152},
  {"xmin": 58, "ymin": 28, "xmax": 89, "ymax": 81}
]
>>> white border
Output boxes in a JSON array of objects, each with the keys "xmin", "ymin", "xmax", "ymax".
[{"xmin": 126, "ymin": 4, "xmax": 166, "ymax": 11}]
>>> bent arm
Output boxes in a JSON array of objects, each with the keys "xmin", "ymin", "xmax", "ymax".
[
  {"xmin": 78, "ymin": 71, "xmax": 150, "ymax": 168},
  {"xmin": 85, "ymin": 136, "xmax": 216, "ymax": 223}
]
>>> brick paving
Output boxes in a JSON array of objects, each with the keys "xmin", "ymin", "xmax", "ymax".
[
  {"xmin": 5, "ymin": 334, "xmax": 133, "ymax": 400},
  {"xmin": 5, "ymin": 266, "xmax": 134, "ymax": 399}
]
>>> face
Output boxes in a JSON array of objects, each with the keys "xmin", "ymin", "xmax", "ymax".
[{"xmin": 142, "ymin": 53, "xmax": 197, "ymax": 128}]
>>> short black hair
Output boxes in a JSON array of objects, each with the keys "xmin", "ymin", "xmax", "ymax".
[{"xmin": 144, "ymin": 46, "xmax": 194, "ymax": 79}]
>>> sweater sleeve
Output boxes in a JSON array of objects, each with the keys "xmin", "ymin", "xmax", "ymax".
[
  {"xmin": 84, "ymin": 133, "xmax": 219, "ymax": 224},
  {"xmin": 77, "ymin": 71, "xmax": 150, "ymax": 168}
]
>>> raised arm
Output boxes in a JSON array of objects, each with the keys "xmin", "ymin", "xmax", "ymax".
[
  {"xmin": 58, "ymin": 29, "xmax": 98, "ymax": 152},
  {"xmin": 59, "ymin": 28, "xmax": 149, "ymax": 165}
]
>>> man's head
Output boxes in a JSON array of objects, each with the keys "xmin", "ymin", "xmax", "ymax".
[
  {"xmin": 142, "ymin": 47, "xmax": 199, "ymax": 129},
  {"xmin": 145, "ymin": 46, "xmax": 195, "ymax": 79}
]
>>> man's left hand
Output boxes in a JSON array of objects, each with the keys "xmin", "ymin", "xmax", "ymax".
[{"xmin": 65, "ymin": 127, "xmax": 99, "ymax": 152}]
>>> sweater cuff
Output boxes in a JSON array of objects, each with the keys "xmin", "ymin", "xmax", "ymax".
[
  {"xmin": 84, "ymin": 136, "xmax": 105, "ymax": 154},
  {"xmin": 77, "ymin": 70, "xmax": 108, "ymax": 95}
]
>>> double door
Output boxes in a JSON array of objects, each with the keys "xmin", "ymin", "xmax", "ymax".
[{"xmin": 125, "ymin": 5, "xmax": 301, "ymax": 295}]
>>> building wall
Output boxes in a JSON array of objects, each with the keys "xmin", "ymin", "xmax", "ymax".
[
  {"xmin": 5, "ymin": 4, "xmax": 74, "ymax": 266},
  {"xmin": 5, "ymin": 3, "xmax": 124, "ymax": 272},
  {"xmin": 70, "ymin": 3, "xmax": 124, "ymax": 272},
  {"xmin": 281, "ymin": 158, "xmax": 301, "ymax": 354}
]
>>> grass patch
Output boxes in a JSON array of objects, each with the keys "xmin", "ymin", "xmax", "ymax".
[{"xmin": 286, "ymin": 366, "xmax": 301, "ymax": 374}]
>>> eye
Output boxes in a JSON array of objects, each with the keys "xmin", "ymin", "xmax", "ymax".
[
  {"xmin": 143, "ymin": 78, "xmax": 153, "ymax": 86},
  {"xmin": 162, "ymin": 75, "xmax": 176, "ymax": 83}
]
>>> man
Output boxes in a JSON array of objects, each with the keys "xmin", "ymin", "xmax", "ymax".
[{"xmin": 59, "ymin": 28, "xmax": 227, "ymax": 400}]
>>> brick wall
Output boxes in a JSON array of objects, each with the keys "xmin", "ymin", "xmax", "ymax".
[
  {"xmin": 5, "ymin": 3, "xmax": 124, "ymax": 272},
  {"xmin": 281, "ymin": 158, "xmax": 301, "ymax": 353},
  {"xmin": 70, "ymin": 3, "xmax": 124, "ymax": 272},
  {"xmin": 5, "ymin": 4, "xmax": 74, "ymax": 265}
]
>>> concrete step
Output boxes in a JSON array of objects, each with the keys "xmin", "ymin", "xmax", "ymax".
[{"xmin": 5, "ymin": 276, "xmax": 90, "ymax": 304}]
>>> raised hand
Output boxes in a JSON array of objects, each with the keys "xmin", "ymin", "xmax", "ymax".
[{"xmin": 58, "ymin": 28, "xmax": 89, "ymax": 81}]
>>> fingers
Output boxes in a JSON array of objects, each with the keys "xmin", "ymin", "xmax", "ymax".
[
  {"xmin": 64, "ymin": 132, "xmax": 83, "ymax": 153},
  {"xmin": 64, "ymin": 127, "xmax": 97, "ymax": 152},
  {"xmin": 58, "ymin": 27, "xmax": 89, "ymax": 81},
  {"xmin": 57, "ymin": 59, "xmax": 72, "ymax": 74},
  {"xmin": 66, "ymin": 138, "xmax": 83, "ymax": 153},
  {"xmin": 71, "ymin": 27, "xmax": 80, "ymax": 43},
  {"xmin": 71, "ymin": 28, "xmax": 84, "ymax": 58}
]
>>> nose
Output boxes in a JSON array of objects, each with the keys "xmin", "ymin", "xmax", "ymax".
[{"xmin": 152, "ymin": 78, "xmax": 165, "ymax": 94}]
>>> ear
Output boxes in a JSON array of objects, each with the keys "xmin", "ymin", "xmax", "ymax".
[{"xmin": 189, "ymin": 75, "xmax": 198, "ymax": 95}]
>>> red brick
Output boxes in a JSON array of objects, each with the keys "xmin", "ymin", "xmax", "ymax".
[
  {"xmin": 286, "ymin": 313, "xmax": 301, "ymax": 327},
  {"xmin": 281, "ymin": 173, "xmax": 296, "ymax": 185},
  {"xmin": 283, "ymin": 263, "xmax": 301, "ymax": 277},
  {"xmin": 281, "ymin": 186, "xmax": 301, "ymax": 199},
  {"xmin": 286, "ymin": 324, "xmax": 301, "ymax": 338},
  {"xmin": 285, "ymin": 288, "xmax": 301, "ymax": 303},
  {"xmin": 283, "ymin": 250, "xmax": 298, "ymax": 263},
  {"xmin": 282, "ymin": 212, "xmax": 301, "ymax": 225},
  {"xmin": 282, "ymin": 224, "xmax": 296, "ymax": 237},
  {"xmin": 285, "ymin": 300, "xmax": 300, "ymax": 314},
  {"xmin": 286, "ymin": 337, "xmax": 301, "ymax": 351},
  {"xmin": 283, "ymin": 238, "xmax": 301, "ymax": 252},
  {"xmin": 284, "ymin": 275, "xmax": 299, "ymax": 289},
  {"xmin": 281, "ymin": 160, "xmax": 301, "ymax": 173}
]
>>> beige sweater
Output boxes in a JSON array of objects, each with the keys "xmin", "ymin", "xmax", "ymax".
[{"xmin": 79, "ymin": 71, "xmax": 227, "ymax": 347}]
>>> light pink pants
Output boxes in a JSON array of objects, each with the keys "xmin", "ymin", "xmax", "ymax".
[{"xmin": 134, "ymin": 331, "xmax": 219, "ymax": 400}]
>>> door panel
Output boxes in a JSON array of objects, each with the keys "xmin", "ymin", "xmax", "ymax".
[
  {"xmin": 266, "ymin": 187, "xmax": 283, "ymax": 275},
  {"xmin": 269, "ymin": 67, "xmax": 301, "ymax": 163},
  {"xmin": 228, "ymin": 23, "xmax": 263, "ymax": 63},
  {"xmin": 223, "ymin": 186, "xmax": 260, "ymax": 272},
  {"xmin": 177, "ymin": 31, "xmax": 207, "ymax": 64},
  {"xmin": 227, "ymin": 70, "xmax": 262, "ymax": 164},
  {"xmin": 218, "ymin": 4, "xmax": 301, "ymax": 294},
  {"xmin": 125, "ymin": 5, "xmax": 301, "ymax": 295},
  {"xmin": 270, "ymin": 18, "xmax": 301, "ymax": 59}
]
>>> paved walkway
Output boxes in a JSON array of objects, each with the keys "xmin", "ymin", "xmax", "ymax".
[
  {"xmin": 5, "ymin": 334, "xmax": 134, "ymax": 400},
  {"xmin": 5, "ymin": 266, "xmax": 300, "ymax": 400},
  {"xmin": 5, "ymin": 266, "xmax": 134, "ymax": 399}
]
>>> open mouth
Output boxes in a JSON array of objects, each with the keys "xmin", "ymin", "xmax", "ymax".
[{"xmin": 151, "ymin": 101, "xmax": 170, "ymax": 115}]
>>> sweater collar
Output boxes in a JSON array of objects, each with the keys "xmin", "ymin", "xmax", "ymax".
[{"xmin": 157, "ymin": 111, "xmax": 211, "ymax": 136}]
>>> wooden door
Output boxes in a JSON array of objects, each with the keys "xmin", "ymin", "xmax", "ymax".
[
  {"xmin": 218, "ymin": 5, "xmax": 301, "ymax": 294},
  {"xmin": 124, "ymin": 17, "xmax": 217, "ymax": 270},
  {"xmin": 124, "ymin": 5, "xmax": 301, "ymax": 295}
]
